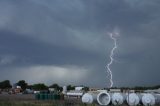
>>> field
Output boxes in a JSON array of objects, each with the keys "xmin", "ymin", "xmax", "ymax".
[
  {"xmin": 0, "ymin": 94, "xmax": 97, "ymax": 106},
  {"xmin": 0, "ymin": 101, "xmax": 97, "ymax": 106},
  {"xmin": 0, "ymin": 94, "xmax": 159, "ymax": 106}
]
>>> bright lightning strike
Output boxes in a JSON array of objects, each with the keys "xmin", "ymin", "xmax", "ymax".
[{"xmin": 106, "ymin": 31, "xmax": 119, "ymax": 88}]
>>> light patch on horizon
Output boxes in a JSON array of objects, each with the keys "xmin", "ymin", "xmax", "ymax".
[{"xmin": 1, "ymin": 65, "xmax": 91, "ymax": 85}]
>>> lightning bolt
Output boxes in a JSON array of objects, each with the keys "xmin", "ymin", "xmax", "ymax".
[{"xmin": 106, "ymin": 32, "xmax": 118, "ymax": 88}]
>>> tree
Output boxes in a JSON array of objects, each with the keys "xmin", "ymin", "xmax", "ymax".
[
  {"xmin": 49, "ymin": 83, "xmax": 63, "ymax": 92},
  {"xmin": 17, "ymin": 80, "xmax": 28, "ymax": 91},
  {"xmin": 26, "ymin": 85, "xmax": 33, "ymax": 89},
  {"xmin": 0, "ymin": 80, "xmax": 12, "ymax": 89},
  {"xmin": 82, "ymin": 87, "xmax": 89, "ymax": 92},
  {"xmin": 32, "ymin": 83, "xmax": 48, "ymax": 90},
  {"xmin": 67, "ymin": 85, "xmax": 75, "ymax": 91},
  {"xmin": 50, "ymin": 84, "xmax": 59, "ymax": 90}
]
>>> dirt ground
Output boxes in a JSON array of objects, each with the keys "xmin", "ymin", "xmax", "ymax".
[
  {"xmin": 0, "ymin": 93, "xmax": 35, "ymax": 101},
  {"xmin": 0, "ymin": 93, "xmax": 97, "ymax": 106},
  {"xmin": 0, "ymin": 93, "xmax": 159, "ymax": 106}
]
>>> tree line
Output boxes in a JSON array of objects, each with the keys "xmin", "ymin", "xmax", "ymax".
[
  {"xmin": 0, "ymin": 80, "xmax": 79, "ymax": 91},
  {"xmin": 108, "ymin": 85, "xmax": 160, "ymax": 91},
  {"xmin": 0, "ymin": 80, "xmax": 159, "ymax": 91}
]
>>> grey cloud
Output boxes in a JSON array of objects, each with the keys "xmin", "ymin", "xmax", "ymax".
[
  {"xmin": 0, "ymin": 0, "xmax": 160, "ymax": 87},
  {"xmin": 0, "ymin": 55, "xmax": 16, "ymax": 65}
]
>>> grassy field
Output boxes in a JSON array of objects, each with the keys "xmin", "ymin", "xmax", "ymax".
[
  {"xmin": 0, "ymin": 94, "xmax": 159, "ymax": 106},
  {"xmin": 0, "ymin": 100, "xmax": 97, "ymax": 106},
  {"xmin": 0, "ymin": 94, "xmax": 97, "ymax": 106},
  {"xmin": 1, "ymin": 100, "xmax": 160, "ymax": 106}
]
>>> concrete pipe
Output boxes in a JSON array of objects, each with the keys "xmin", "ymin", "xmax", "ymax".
[
  {"xmin": 155, "ymin": 94, "xmax": 160, "ymax": 104},
  {"xmin": 82, "ymin": 93, "xmax": 97, "ymax": 104},
  {"xmin": 111, "ymin": 93, "xmax": 124, "ymax": 105},
  {"xmin": 142, "ymin": 93, "xmax": 155, "ymax": 106},
  {"xmin": 62, "ymin": 86, "xmax": 67, "ymax": 94},
  {"xmin": 126, "ymin": 93, "xmax": 140, "ymax": 106},
  {"xmin": 97, "ymin": 91, "xmax": 111, "ymax": 105}
]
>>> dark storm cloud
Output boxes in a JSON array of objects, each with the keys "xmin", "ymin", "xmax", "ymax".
[
  {"xmin": 0, "ymin": 30, "xmax": 103, "ymax": 66},
  {"xmin": 0, "ymin": 0, "xmax": 160, "ymax": 87}
]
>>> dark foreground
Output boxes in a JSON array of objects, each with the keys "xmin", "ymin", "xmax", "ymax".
[
  {"xmin": 0, "ymin": 94, "xmax": 97, "ymax": 106},
  {"xmin": 0, "ymin": 94, "xmax": 160, "ymax": 106},
  {"xmin": 0, "ymin": 100, "xmax": 97, "ymax": 106}
]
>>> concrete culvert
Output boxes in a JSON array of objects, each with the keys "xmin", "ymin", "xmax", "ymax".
[
  {"xmin": 142, "ymin": 94, "xmax": 155, "ymax": 106},
  {"xmin": 112, "ymin": 93, "xmax": 124, "ymax": 105},
  {"xmin": 82, "ymin": 93, "xmax": 96, "ymax": 104},
  {"xmin": 97, "ymin": 91, "xmax": 111, "ymax": 105},
  {"xmin": 126, "ymin": 93, "xmax": 140, "ymax": 106}
]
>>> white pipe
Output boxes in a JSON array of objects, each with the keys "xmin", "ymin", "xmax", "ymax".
[
  {"xmin": 62, "ymin": 86, "xmax": 67, "ymax": 94},
  {"xmin": 83, "ymin": 92, "xmax": 160, "ymax": 105},
  {"xmin": 97, "ymin": 91, "xmax": 111, "ymax": 105},
  {"xmin": 111, "ymin": 93, "xmax": 124, "ymax": 105},
  {"xmin": 126, "ymin": 93, "xmax": 140, "ymax": 106},
  {"xmin": 142, "ymin": 93, "xmax": 155, "ymax": 106},
  {"xmin": 82, "ymin": 93, "xmax": 97, "ymax": 104},
  {"xmin": 155, "ymin": 94, "xmax": 160, "ymax": 104}
]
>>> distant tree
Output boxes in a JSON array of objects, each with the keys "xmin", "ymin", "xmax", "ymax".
[
  {"xmin": 32, "ymin": 83, "xmax": 48, "ymax": 90},
  {"xmin": 50, "ymin": 84, "xmax": 59, "ymax": 90},
  {"xmin": 111, "ymin": 87, "xmax": 118, "ymax": 89},
  {"xmin": 152, "ymin": 85, "xmax": 160, "ymax": 89},
  {"xmin": 17, "ymin": 80, "xmax": 28, "ymax": 91},
  {"xmin": 0, "ymin": 80, "xmax": 12, "ymax": 89},
  {"xmin": 82, "ymin": 87, "xmax": 89, "ymax": 92},
  {"xmin": 67, "ymin": 85, "xmax": 75, "ymax": 91},
  {"xmin": 59, "ymin": 87, "xmax": 63, "ymax": 92},
  {"xmin": 26, "ymin": 85, "xmax": 33, "ymax": 89},
  {"xmin": 49, "ymin": 83, "xmax": 62, "ymax": 91}
]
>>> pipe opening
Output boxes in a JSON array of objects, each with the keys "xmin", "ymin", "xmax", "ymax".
[{"xmin": 97, "ymin": 92, "xmax": 111, "ymax": 105}]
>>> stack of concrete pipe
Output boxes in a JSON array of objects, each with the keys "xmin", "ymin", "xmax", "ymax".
[
  {"xmin": 82, "ymin": 91, "xmax": 160, "ymax": 106},
  {"xmin": 82, "ymin": 92, "xmax": 98, "ymax": 104},
  {"xmin": 97, "ymin": 91, "xmax": 111, "ymax": 105},
  {"xmin": 111, "ymin": 93, "xmax": 124, "ymax": 105}
]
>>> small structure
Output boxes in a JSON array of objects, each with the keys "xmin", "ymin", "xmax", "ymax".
[
  {"xmin": 24, "ymin": 89, "xmax": 34, "ymax": 94},
  {"xmin": 89, "ymin": 88, "xmax": 102, "ymax": 91},
  {"xmin": 49, "ymin": 88, "xmax": 55, "ymax": 93},
  {"xmin": 65, "ymin": 86, "xmax": 84, "ymax": 98},
  {"xmin": 34, "ymin": 91, "xmax": 40, "ymax": 94},
  {"xmin": 11, "ymin": 84, "xmax": 22, "ymax": 94},
  {"xmin": 75, "ymin": 87, "xmax": 84, "ymax": 91},
  {"xmin": 14, "ymin": 88, "xmax": 21, "ymax": 94},
  {"xmin": 110, "ymin": 89, "xmax": 121, "ymax": 93},
  {"xmin": 144, "ymin": 88, "xmax": 160, "ymax": 94},
  {"xmin": 66, "ymin": 90, "xmax": 84, "ymax": 98}
]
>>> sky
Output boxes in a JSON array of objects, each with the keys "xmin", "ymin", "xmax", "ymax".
[{"xmin": 0, "ymin": 0, "xmax": 160, "ymax": 88}]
